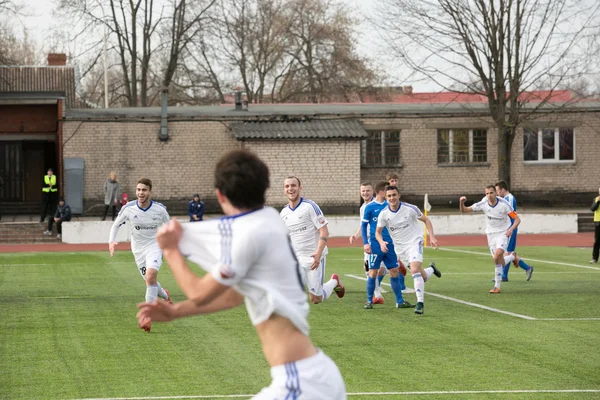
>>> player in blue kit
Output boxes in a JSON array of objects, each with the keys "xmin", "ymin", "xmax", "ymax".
[
  {"xmin": 361, "ymin": 181, "xmax": 414, "ymax": 310},
  {"xmin": 495, "ymin": 181, "xmax": 534, "ymax": 282}
]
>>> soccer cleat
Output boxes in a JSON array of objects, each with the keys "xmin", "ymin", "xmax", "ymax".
[
  {"xmin": 590, "ymin": 260, "xmax": 598, "ymax": 264},
  {"xmin": 398, "ymin": 260, "xmax": 407, "ymax": 276},
  {"xmin": 396, "ymin": 301, "xmax": 415, "ymax": 308},
  {"xmin": 415, "ymin": 302, "xmax": 424, "ymax": 315},
  {"xmin": 363, "ymin": 302, "xmax": 373, "ymax": 309},
  {"xmin": 512, "ymin": 252, "xmax": 520, "ymax": 268},
  {"xmin": 373, "ymin": 296, "xmax": 385, "ymax": 304},
  {"xmin": 489, "ymin": 287, "xmax": 501, "ymax": 294},
  {"xmin": 331, "ymin": 274, "xmax": 345, "ymax": 298},
  {"xmin": 402, "ymin": 288, "xmax": 416, "ymax": 294},
  {"xmin": 429, "ymin": 262, "xmax": 442, "ymax": 278},
  {"xmin": 526, "ymin": 266, "xmax": 534, "ymax": 281},
  {"xmin": 164, "ymin": 289, "xmax": 173, "ymax": 304},
  {"xmin": 139, "ymin": 318, "xmax": 151, "ymax": 333}
]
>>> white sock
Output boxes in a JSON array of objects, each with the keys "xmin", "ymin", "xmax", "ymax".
[
  {"xmin": 145, "ymin": 285, "xmax": 159, "ymax": 303},
  {"xmin": 494, "ymin": 265, "xmax": 503, "ymax": 288},
  {"xmin": 424, "ymin": 267, "xmax": 434, "ymax": 281},
  {"xmin": 413, "ymin": 273, "xmax": 424, "ymax": 302},
  {"xmin": 156, "ymin": 282, "xmax": 168, "ymax": 300},
  {"xmin": 322, "ymin": 279, "xmax": 338, "ymax": 302},
  {"xmin": 504, "ymin": 253, "xmax": 515, "ymax": 265},
  {"xmin": 374, "ymin": 277, "xmax": 382, "ymax": 298}
]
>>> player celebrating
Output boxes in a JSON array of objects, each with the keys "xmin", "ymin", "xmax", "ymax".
[
  {"xmin": 376, "ymin": 186, "xmax": 442, "ymax": 315},
  {"xmin": 459, "ymin": 185, "xmax": 522, "ymax": 294},
  {"xmin": 109, "ymin": 178, "xmax": 172, "ymax": 332},
  {"xmin": 136, "ymin": 150, "xmax": 347, "ymax": 399},
  {"xmin": 495, "ymin": 181, "xmax": 534, "ymax": 281},
  {"xmin": 362, "ymin": 181, "xmax": 413, "ymax": 309},
  {"xmin": 281, "ymin": 176, "xmax": 345, "ymax": 304},
  {"xmin": 349, "ymin": 182, "xmax": 386, "ymax": 303}
]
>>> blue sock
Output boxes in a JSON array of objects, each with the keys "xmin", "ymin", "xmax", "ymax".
[
  {"xmin": 366, "ymin": 276, "xmax": 376, "ymax": 303},
  {"xmin": 378, "ymin": 275, "xmax": 384, "ymax": 285},
  {"xmin": 502, "ymin": 263, "xmax": 510, "ymax": 280},
  {"xmin": 518, "ymin": 259, "xmax": 532, "ymax": 270},
  {"xmin": 399, "ymin": 273, "xmax": 406, "ymax": 290},
  {"xmin": 390, "ymin": 276, "xmax": 404, "ymax": 304}
]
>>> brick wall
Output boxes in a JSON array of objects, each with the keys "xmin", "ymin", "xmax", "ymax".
[{"xmin": 0, "ymin": 104, "xmax": 57, "ymax": 133}]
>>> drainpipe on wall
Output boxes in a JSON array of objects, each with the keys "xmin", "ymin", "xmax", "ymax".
[{"xmin": 159, "ymin": 88, "xmax": 168, "ymax": 141}]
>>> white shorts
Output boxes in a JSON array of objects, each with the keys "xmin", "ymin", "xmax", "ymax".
[
  {"xmin": 487, "ymin": 232, "xmax": 509, "ymax": 256},
  {"xmin": 133, "ymin": 246, "xmax": 163, "ymax": 279},
  {"xmin": 396, "ymin": 240, "xmax": 424, "ymax": 266},
  {"xmin": 253, "ymin": 350, "xmax": 346, "ymax": 400},
  {"xmin": 298, "ymin": 256, "xmax": 326, "ymax": 296}
]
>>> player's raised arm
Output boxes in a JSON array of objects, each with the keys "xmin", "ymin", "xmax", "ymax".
[{"xmin": 459, "ymin": 196, "xmax": 473, "ymax": 213}]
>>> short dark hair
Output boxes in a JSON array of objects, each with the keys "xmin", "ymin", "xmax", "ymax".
[
  {"xmin": 215, "ymin": 150, "xmax": 269, "ymax": 209},
  {"xmin": 495, "ymin": 180, "xmax": 508, "ymax": 191},
  {"xmin": 360, "ymin": 182, "xmax": 372, "ymax": 188},
  {"xmin": 285, "ymin": 176, "xmax": 301, "ymax": 187},
  {"xmin": 386, "ymin": 185, "xmax": 399, "ymax": 194},
  {"xmin": 485, "ymin": 184, "xmax": 496, "ymax": 191},
  {"xmin": 137, "ymin": 178, "xmax": 153, "ymax": 191},
  {"xmin": 374, "ymin": 180, "xmax": 388, "ymax": 193}
]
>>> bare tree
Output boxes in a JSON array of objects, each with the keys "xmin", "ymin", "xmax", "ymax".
[{"xmin": 375, "ymin": 0, "xmax": 600, "ymax": 186}]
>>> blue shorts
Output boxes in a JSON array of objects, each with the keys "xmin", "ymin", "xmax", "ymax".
[
  {"xmin": 507, "ymin": 228, "xmax": 518, "ymax": 252},
  {"xmin": 368, "ymin": 243, "xmax": 398, "ymax": 270}
]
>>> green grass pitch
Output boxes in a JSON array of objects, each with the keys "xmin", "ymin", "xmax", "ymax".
[{"xmin": 1, "ymin": 246, "xmax": 599, "ymax": 400}]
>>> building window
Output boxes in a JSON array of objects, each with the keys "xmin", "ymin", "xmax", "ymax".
[
  {"xmin": 361, "ymin": 130, "xmax": 401, "ymax": 166},
  {"xmin": 523, "ymin": 127, "xmax": 574, "ymax": 162},
  {"xmin": 437, "ymin": 129, "xmax": 487, "ymax": 164}
]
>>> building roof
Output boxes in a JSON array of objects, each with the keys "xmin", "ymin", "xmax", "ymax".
[
  {"xmin": 0, "ymin": 66, "xmax": 78, "ymax": 108},
  {"xmin": 357, "ymin": 90, "xmax": 574, "ymax": 104},
  {"xmin": 230, "ymin": 119, "xmax": 368, "ymax": 140}
]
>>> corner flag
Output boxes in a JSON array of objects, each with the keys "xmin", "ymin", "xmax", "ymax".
[{"xmin": 424, "ymin": 194, "xmax": 431, "ymax": 246}]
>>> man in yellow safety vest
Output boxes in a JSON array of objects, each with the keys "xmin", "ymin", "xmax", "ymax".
[
  {"xmin": 591, "ymin": 187, "xmax": 600, "ymax": 264},
  {"xmin": 40, "ymin": 168, "xmax": 58, "ymax": 224}
]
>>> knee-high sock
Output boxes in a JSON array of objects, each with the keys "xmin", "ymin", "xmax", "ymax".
[
  {"xmin": 494, "ymin": 265, "xmax": 503, "ymax": 289},
  {"xmin": 156, "ymin": 282, "xmax": 168, "ymax": 300},
  {"xmin": 413, "ymin": 273, "xmax": 424, "ymax": 302},
  {"xmin": 322, "ymin": 278, "xmax": 338, "ymax": 301},
  {"xmin": 366, "ymin": 276, "xmax": 376, "ymax": 303},
  {"xmin": 145, "ymin": 284, "xmax": 159, "ymax": 303},
  {"xmin": 518, "ymin": 259, "xmax": 532, "ymax": 270},
  {"xmin": 398, "ymin": 273, "xmax": 406, "ymax": 290},
  {"xmin": 389, "ymin": 276, "xmax": 404, "ymax": 304},
  {"xmin": 501, "ymin": 254, "xmax": 515, "ymax": 279},
  {"xmin": 424, "ymin": 267, "xmax": 434, "ymax": 281}
]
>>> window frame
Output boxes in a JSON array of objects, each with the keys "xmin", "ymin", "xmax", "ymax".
[
  {"xmin": 522, "ymin": 127, "xmax": 576, "ymax": 164},
  {"xmin": 361, "ymin": 129, "xmax": 402, "ymax": 167},
  {"xmin": 437, "ymin": 128, "xmax": 488, "ymax": 165}
]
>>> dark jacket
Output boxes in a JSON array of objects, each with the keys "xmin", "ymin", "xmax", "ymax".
[
  {"xmin": 188, "ymin": 200, "xmax": 205, "ymax": 221},
  {"xmin": 54, "ymin": 203, "xmax": 72, "ymax": 221}
]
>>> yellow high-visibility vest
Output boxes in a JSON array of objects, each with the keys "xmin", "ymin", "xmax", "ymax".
[
  {"xmin": 42, "ymin": 175, "xmax": 57, "ymax": 192},
  {"xmin": 595, "ymin": 196, "xmax": 600, "ymax": 222}
]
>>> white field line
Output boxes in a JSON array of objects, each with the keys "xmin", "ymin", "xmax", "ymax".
[
  {"xmin": 346, "ymin": 274, "xmax": 536, "ymax": 320},
  {"xmin": 72, "ymin": 389, "xmax": 600, "ymax": 399},
  {"xmin": 438, "ymin": 248, "xmax": 600, "ymax": 271}
]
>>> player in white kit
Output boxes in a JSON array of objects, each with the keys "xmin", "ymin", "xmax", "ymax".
[
  {"xmin": 459, "ymin": 185, "xmax": 521, "ymax": 294},
  {"xmin": 376, "ymin": 185, "xmax": 441, "ymax": 315},
  {"xmin": 109, "ymin": 178, "xmax": 172, "ymax": 332},
  {"xmin": 136, "ymin": 150, "xmax": 346, "ymax": 399},
  {"xmin": 348, "ymin": 182, "xmax": 387, "ymax": 303},
  {"xmin": 281, "ymin": 176, "xmax": 345, "ymax": 304}
]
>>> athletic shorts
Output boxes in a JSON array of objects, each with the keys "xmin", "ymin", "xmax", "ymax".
[
  {"xmin": 253, "ymin": 350, "xmax": 346, "ymax": 400},
  {"xmin": 487, "ymin": 232, "xmax": 509, "ymax": 256},
  {"xmin": 395, "ymin": 239, "xmax": 424, "ymax": 265},
  {"xmin": 367, "ymin": 244, "xmax": 398, "ymax": 271},
  {"xmin": 298, "ymin": 255, "xmax": 326, "ymax": 296},
  {"xmin": 133, "ymin": 246, "xmax": 163, "ymax": 278}
]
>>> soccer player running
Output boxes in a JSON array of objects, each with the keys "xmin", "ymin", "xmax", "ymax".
[
  {"xmin": 376, "ymin": 185, "xmax": 442, "ymax": 315},
  {"xmin": 362, "ymin": 181, "xmax": 413, "ymax": 309},
  {"xmin": 495, "ymin": 181, "xmax": 534, "ymax": 281},
  {"xmin": 349, "ymin": 182, "xmax": 386, "ymax": 303},
  {"xmin": 109, "ymin": 178, "xmax": 172, "ymax": 332},
  {"xmin": 281, "ymin": 176, "xmax": 345, "ymax": 304},
  {"xmin": 136, "ymin": 150, "xmax": 346, "ymax": 399},
  {"xmin": 459, "ymin": 185, "xmax": 522, "ymax": 294}
]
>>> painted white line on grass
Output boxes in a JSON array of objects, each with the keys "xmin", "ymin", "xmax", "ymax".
[
  {"xmin": 537, "ymin": 318, "xmax": 600, "ymax": 321},
  {"xmin": 346, "ymin": 274, "xmax": 536, "ymax": 320},
  {"xmin": 72, "ymin": 389, "xmax": 600, "ymax": 399},
  {"xmin": 438, "ymin": 248, "xmax": 600, "ymax": 271}
]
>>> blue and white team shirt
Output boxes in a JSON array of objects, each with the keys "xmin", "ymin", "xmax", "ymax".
[
  {"xmin": 377, "ymin": 202, "xmax": 424, "ymax": 246},
  {"xmin": 471, "ymin": 197, "xmax": 516, "ymax": 235},
  {"xmin": 178, "ymin": 207, "xmax": 310, "ymax": 336},
  {"xmin": 359, "ymin": 197, "xmax": 373, "ymax": 237},
  {"xmin": 504, "ymin": 192, "xmax": 517, "ymax": 225},
  {"xmin": 361, "ymin": 200, "xmax": 392, "ymax": 248},
  {"xmin": 109, "ymin": 200, "xmax": 170, "ymax": 255},
  {"xmin": 280, "ymin": 198, "xmax": 328, "ymax": 259}
]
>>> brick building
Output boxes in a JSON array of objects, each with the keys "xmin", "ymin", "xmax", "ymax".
[{"xmin": 61, "ymin": 99, "xmax": 600, "ymax": 215}]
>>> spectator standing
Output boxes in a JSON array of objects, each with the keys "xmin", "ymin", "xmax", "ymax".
[
  {"xmin": 102, "ymin": 172, "xmax": 120, "ymax": 221},
  {"xmin": 40, "ymin": 168, "xmax": 58, "ymax": 224},
  {"xmin": 591, "ymin": 188, "xmax": 600, "ymax": 264},
  {"xmin": 188, "ymin": 193, "xmax": 205, "ymax": 222}
]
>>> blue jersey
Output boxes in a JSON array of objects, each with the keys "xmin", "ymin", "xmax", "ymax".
[
  {"xmin": 504, "ymin": 193, "xmax": 517, "ymax": 224},
  {"xmin": 361, "ymin": 199, "xmax": 392, "ymax": 246}
]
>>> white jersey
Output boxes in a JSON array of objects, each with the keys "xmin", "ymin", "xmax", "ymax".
[
  {"xmin": 377, "ymin": 202, "xmax": 424, "ymax": 246},
  {"xmin": 280, "ymin": 198, "xmax": 328, "ymax": 259},
  {"xmin": 178, "ymin": 207, "xmax": 310, "ymax": 335},
  {"xmin": 109, "ymin": 200, "xmax": 170, "ymax": 254},
  {"xmin": 471, "ymin": 196, "xmax": 516, "ymax": 234}
]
